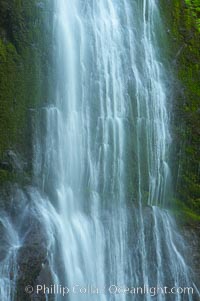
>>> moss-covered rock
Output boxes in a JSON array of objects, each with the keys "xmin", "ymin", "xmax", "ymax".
[
  {"xmin": 160, "ymin": 0, "xmax": 200, "ymax": 220},
  {"xmin": 185, "ymin": 0, "xmax": 200, "ymax": 32},
  {"xmin": 0, "ymin": 3, "xmax": 54, "ymax": 297},
  {"xmin": 0, "ymin": 0, "xmax": 53, "ymax": 185}
]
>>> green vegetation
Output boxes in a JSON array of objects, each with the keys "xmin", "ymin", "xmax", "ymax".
[
  {"xmin": 172, "ymin": 199, "xmax": 200, "ymax": 223},
  {"xmin": 0, "ymin": 0, "xmax": 53, "ymax": 184},
  {"xmin": 161, "ymin": 0, "xmax": 200, "ymax": 223},
  {"xmin": 185, "ymin": 0, "xmax": 200, "ymax": 31}
]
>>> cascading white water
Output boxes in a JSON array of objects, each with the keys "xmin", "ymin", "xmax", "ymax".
[
  {"xmin": 0, "ymin": 0, "xmax": 199, "ymax": 301},
  {"xmin": 32, "ymin": 0, "xmax": 197, "ymax": 300}
]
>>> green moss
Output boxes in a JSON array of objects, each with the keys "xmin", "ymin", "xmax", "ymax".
[
  {"xmin": 0, "ymin": 40, "xmax": 21, "ymax": 155},
  {"xmin": 185, "ymin": 0, "xmax": 200, "ymax": 32},
  {"xmin": 0, "ymin": 0, "xmax": 53, "ymax": 184},
  {"xmin": 160, "ymin": 0, "xmax": 200, "ymax": 220},
  {"xmin": 0, "ymin": 169, "xmax": 29, "ymax": 185},
  {"xmin": 171, "ymin": 199, "xmax": 200, "ymax": 223}
]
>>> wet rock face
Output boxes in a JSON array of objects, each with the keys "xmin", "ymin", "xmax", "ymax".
[
  {"xmin": 0, "ymin": 219, "xmax": 12, "ymax": 261},
  {"xmin": 17, "ymin": 234, "xmax": 47, "ymax": 300},
  {"xmin": 181, "ymin": 222, "xmax": 200, "ymax": 290},
  {"xmin": 0, "ymin": 185, "xmax": 54, "ymax": 301},
  {"xmin": 17, "ymin": 241, "xmax": 54, "ymax": 301},
  {"xmin": 16, "ymin": 201, "xmax": 54, "ymax": 301},
  {"xmin": 0, "ymin": 150, "xmax": 26, "ymax": 174}
]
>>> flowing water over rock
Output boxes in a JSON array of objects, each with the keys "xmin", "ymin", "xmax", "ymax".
[
  {"xmin": 0, "ymin": 216, "xmax": 20, "ymax": 301},
  {"xmin": 0, "ymin": 0, "xmax": 199, "ymax": 300}
]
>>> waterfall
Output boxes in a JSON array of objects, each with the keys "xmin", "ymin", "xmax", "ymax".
[
  {"xmin": 0, "ymin": 0, "xmax": 199, "ymax": 300},
  {"xmin": 35, "ymin": 0, "xmax": 196, "ymax": 300},
  {"xmin": 0, "ymin": 216, "xmax": 20, "ymax": 301}
]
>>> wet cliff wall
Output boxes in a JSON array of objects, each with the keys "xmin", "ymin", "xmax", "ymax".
[
  {"xmin": 0, "ymin": 0, "xmax": 52, "ymax": 186},
  {"xmin": 160, "ymin": 0, "xmax": 200, "ymax": 222},
  {"xmin": 160, "ymin": 0, "xmax": 200, "ymax": 288}
]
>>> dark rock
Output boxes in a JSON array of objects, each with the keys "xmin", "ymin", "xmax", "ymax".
[
  {"xmin": 0, "ymin": 161, "xmax": 13, "ymax": 172},
  {"xmin": 6, "ymin": 150, "xmax": 24, "ymax": 172},
  {"xmin": 0, "ymin": 219, "xmax": 9, "ymax": 261},
  {"xmin": 16, "ymin": 213, "xmax": 54, "ymax": 301},
  {"xmin": 181, "ymin": 221, "xmax": 200, "ymax": 297}
]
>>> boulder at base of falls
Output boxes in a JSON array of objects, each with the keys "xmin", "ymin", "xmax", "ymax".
[
  {"xmin": 16, "ymin": 216, "xmax": 54, "ymax": 301},
  {"xmin": 181, "ymin": 221, "xmax": 200, "ymax": 294}
]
